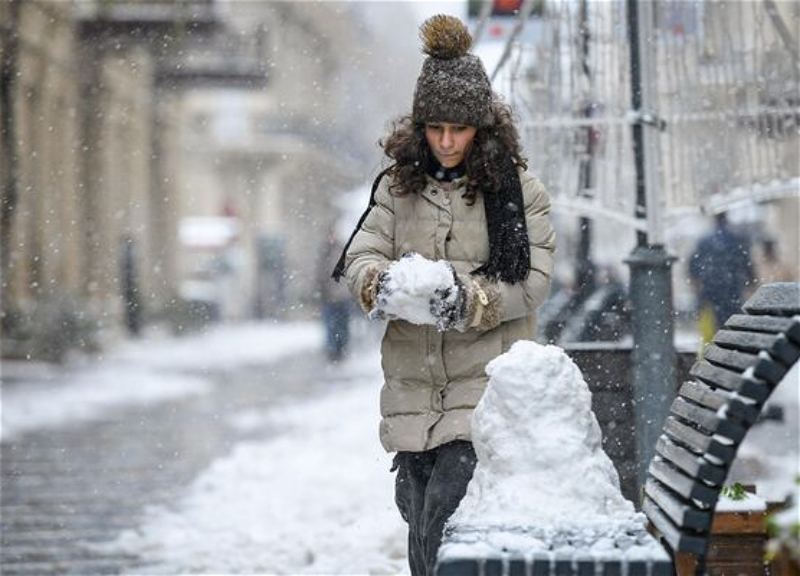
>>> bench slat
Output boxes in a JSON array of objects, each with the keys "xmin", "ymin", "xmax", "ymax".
[
  {"xmin": 655, "ymin": 436, "xmax": 727, "ymax": 486},
  {"xmin": 437, "ymin": 560, "xmax": 476, "ymax": 576},
  {"xmin": 670, "ymin": 397, "xmax": 717, "ymax": 434},
  {"xmin": 726, "ymin": 397, "xmax": 762, "ymax": 426},
  {"xmin": 644, "ymin": 498, "xmax": 709, "ymax": 556},
  {"xmin": 771, "ymin": 336, "xmax": 800, "ymax": 367},
  {"xmin": 679, "ymin": 380, "xmax": 761, "ymax": 425},
  {"xmin": 671, "ymin": 396, "xmax": 747, "ymax": 443},
  {"xmin": 724, "ymin": 315, "xmax": 800, "ymax": 347},
  {"xmin": 704, "ymin": 344, "xmax": 757, "ymax": 371},
  {"xmin": 742, "ymin": 283, "xmax": 800, "ymax": 316},
  {"xmin": 714, "ymin": 329, "xmax": 779, "ymax": 351},
  {"xmin": 690, "ymin": 360, "xmax": 771, "ymax": 402},
  {"xmin": 648, "ymin": 459, "xmax": 718, "ymax": 507},
  {"xmin": 704, "ymin": 345, "xmax": 788, "ymax": 386},
  {"xmin": 644, "ymin": 477, "xmax": 713, "ymax": 531},
  {"xmin": 663, "ymin": 417, "xmax": 736, "ymax": 463},
  {"xmin": 679, "ymin": 380, "xmax": 726, "ymax": 411},
  {"xmin": 714, "ymin": 330, "xmax": 800, "ymax": 367},
  {"xmin": 786, "ymin": 319, "xmax": 800, "ymax": 346},
  {"xmin": 725, "ymin": 313, "xmax": 794, "ymax": 334}
]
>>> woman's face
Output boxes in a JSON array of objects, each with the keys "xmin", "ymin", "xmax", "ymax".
[{"xmin": 425, "ymin": 122, "xmax": 477, "ymax": 168}]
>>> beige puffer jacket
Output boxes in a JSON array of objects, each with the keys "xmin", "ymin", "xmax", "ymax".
[{"xmin": 344, "ymin": 169, "xmax": 555, "ymax": 453}]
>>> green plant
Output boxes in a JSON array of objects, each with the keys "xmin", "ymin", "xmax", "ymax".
[{"xmin": 720, "ymin": 482, "xmax": 748, "ymax": 501}]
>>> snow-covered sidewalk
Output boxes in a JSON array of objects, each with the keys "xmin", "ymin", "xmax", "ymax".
[
  {"xmin": 1, "ymin": 321, "xmax": 323, "ymax": 441},
  {"xmin": 3, "ymin": 318, "xmax": 409, "ymax": 574},
  {"xmin": 101, "ymin": 350, "xmax": 409, "ymax": 575}
]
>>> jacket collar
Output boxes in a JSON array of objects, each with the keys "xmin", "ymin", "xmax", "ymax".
[{"xmin": 426, "ymin": 159, "xmax": 467, "ymax": 182}]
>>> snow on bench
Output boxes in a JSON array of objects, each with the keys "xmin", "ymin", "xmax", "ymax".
[{"xmin": 439, "ymin": 524, "xmax": 670, "ymax": 576}]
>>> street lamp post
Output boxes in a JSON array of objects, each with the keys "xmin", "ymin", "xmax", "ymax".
[{"xmin": 624, "ymin": 0, "xmax": 677, "ymax": 498}]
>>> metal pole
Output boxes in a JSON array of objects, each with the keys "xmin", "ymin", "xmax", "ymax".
[
  {"xmin": 624, "ymin": 0, "xmax": 677, "ymax": 501},
  {"xmin": 576, "ymin": 0, "xmax": 595, "ymax": 300},
  {"xmin": 490, "ymin": 0, "xmax": 539, "ymax": 82},
  {"xmin": 0, "ymin": 0, "xmax": 21, "ymax": 335},
  {"xmin": 471, "ymin": 0, "xmax": 494, "ymax": 45}
]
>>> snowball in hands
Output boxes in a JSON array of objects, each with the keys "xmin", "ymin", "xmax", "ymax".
[{"xmin": 371, "ymin": 253, "xmax": 459, "ymax": 326}]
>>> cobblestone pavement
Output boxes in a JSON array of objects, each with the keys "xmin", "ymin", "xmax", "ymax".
[{"xmin": 1, "ymin": 350, "xmax": 341, "ymax": 575}]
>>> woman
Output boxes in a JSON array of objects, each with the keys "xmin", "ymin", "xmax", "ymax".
[{"xmin": 333, "ymin": 15, "xmax": 555, "ymax": 576}]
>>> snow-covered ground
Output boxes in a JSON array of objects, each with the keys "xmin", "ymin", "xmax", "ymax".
[
  {"xmin": 100, "ymin": 350, "xmax": 409, "ymax": 575},
  {"xmin": 1, "ymin": 321, "xmax": 323, "ymax": 441},
  {"xmin": 3, "ymin": 319, "xmax": 410, "ymax": 574},
  {"xmin": 2, "ymin": 317, "xmax": 795, "ymax": 574}
]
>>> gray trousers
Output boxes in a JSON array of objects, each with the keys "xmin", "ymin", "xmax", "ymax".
[{"xmin": 393, "ymin": 440, "xmax": 477, "ymax": 576}]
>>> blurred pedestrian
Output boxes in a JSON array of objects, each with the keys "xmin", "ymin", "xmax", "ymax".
[
  {"xmin": 318, "ymin": 229, "xmax": 352, "ymax": 362},
  {"xmin": 120, "ymin": 235, "xmax": 142, "ymax": 337},
  {"xmin": 332, "ymin": 15, "xmax": 555, "ymax": 576},
  {"xmin": 689, "ymin": 213, "xmax": 756, "ymax": 344}
]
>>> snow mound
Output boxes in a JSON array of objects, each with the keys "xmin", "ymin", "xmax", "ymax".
[
  {"xmin": 450, "ymin": 340, "xmax": 636, "ymax": 530},
  {"xmin": 375, "ymin": 253, "xmax": 458, "ymax": 325}
]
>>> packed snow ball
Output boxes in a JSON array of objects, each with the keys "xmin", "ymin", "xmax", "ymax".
[
  {"xmin": 450, "ymin": 340, "xmax": 636, "ymax": 530},
  {"xmin": 374, "ymin": 253, "xmax": 459, "ymax": 325}
]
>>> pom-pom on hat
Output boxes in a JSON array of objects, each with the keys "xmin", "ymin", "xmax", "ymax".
[{"xmin": 412, "ymin": 15, "xmax": 493, "ymax": 128}]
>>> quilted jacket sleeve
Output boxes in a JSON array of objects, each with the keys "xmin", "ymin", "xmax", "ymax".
[
  {"xmin": 495, "ymin": 172, "xmax": 556, "ymax": 321},
  {"xmin": 343, "ymin": 176, "xmax": 396, "ymax": 313}
]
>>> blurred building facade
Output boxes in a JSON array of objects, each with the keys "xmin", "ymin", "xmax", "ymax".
[
  {"xmin": 1, "ymin": 0, "xmax": 84, "ymax": 325},
  {"xmin": 1, "ymin": 0, "xmax": 421, "ymax": 358},
  {"xmin": 170, "ymin": 1, "xmax": 419, "ymax": 320},
  {"xmin": 0, "ymin": 0, "xmax": 215, "ymax": 359}
]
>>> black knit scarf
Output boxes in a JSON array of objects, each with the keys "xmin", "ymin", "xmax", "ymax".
[
  {"xmin": 471, "ymin": 150, "xmax": 530, "ymax": 283},
  {"xmin": 332, "ymin": 149, "xmax": 530, "ymax": 284}
]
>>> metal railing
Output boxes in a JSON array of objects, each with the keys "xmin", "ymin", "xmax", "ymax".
[{"xmin": 501, "ymin": 0, "xmax": 799, "ymax": 234}]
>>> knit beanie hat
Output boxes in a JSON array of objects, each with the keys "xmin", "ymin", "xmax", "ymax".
[{"xmin": 412, "ymin": 15, "xmax": 493, "ymax": 128}]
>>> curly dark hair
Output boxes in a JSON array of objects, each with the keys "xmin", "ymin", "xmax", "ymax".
[{"xmin": 379, "ymin": 98, "xmax": 527, "ymax": 204}]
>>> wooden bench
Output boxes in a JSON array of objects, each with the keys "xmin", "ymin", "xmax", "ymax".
[
  {"xmin": 644, "ymin": 282, "xmax": 799, "ymax": 574},
  {"xmin": 436, "ymin": 282, "xmax": 800, "ymax": 576}
]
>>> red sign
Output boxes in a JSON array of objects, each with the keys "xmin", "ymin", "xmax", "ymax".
[{"xmin": 493, "ymin": 0, "xmax": 522, "ymax": 15}]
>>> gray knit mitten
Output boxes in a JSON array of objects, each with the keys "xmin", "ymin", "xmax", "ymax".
[
  {"xmin": 429, "ymin": 266, "xmax": 467, "ymax": 331},
  {"xmin": 436, "ymin": 273, "xmax": 502, "ymax": 332}
]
